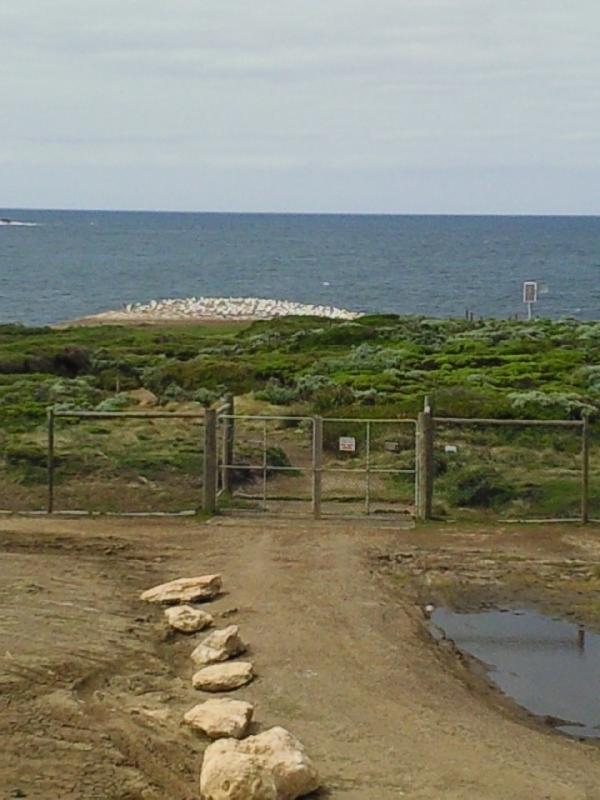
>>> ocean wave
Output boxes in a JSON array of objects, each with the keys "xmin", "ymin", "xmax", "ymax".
[{"xmin": 0, "ymin": 220, "xmax": 39, "ymax": 227}]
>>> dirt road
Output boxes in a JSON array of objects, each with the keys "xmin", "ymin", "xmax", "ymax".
[{"xmin": 1, "ymin": 514, "xmax": 599, "ymax": 799}]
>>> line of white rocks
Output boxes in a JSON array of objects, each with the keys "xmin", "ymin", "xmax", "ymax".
[
  {"xmin": 141, "ymin": 573, "xmax": 320, "ymax": 799},
  {"xmin": 93, "ymin": 296, "xmax": 362, "ymax": 322}
]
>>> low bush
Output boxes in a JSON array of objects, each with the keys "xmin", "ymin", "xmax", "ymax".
[
  {"xmin": 443, "ymin": 465, "xmax": 517, "ymax": 509},
  {"xmin": 255, "ymin": 379, "xmax": 299, "ymax": 406}
]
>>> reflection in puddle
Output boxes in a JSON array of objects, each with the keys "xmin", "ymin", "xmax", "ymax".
[{"xmin": 430, "ymin": 608, "xmax": 600, "ymax": 738}]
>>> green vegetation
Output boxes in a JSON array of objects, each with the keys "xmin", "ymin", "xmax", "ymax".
[{"xmin": 0, "ymin": 315, "xmax": 598, "ymax": 516}]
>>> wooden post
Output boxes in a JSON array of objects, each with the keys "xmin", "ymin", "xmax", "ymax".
[
  {"xmin": 416, "ymin": 409, "xmax": 434, "ymax": 521},
  {"xmin": 47, "ymin": 408, "xmax": 55, "ymax": 515},
  {"xmin": 203, "ymin": 408, "xmax": 218, "ymax": 514},
  {"xmin": 222, "ymin": 394, "xmax": 235, "ymax": 494},
  {"xmin": 312, "ymin": 416, "xmax": 323, "ymax": 519},
  {"xmin": 581, "ymin": 414, "xmax": 590, "ymax": 524}
]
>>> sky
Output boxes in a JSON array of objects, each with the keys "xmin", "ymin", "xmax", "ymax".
[{"xmin": 1, "ymin": 0, "xmax": 600, "ymax": 214}]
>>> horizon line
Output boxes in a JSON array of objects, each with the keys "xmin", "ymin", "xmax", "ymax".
[{"xmin": 2, "ymin": 206, "xmax": 600, "ymax": 218}]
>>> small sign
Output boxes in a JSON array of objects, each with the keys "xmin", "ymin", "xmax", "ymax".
[
  {"xmin": 384, "ymin": 440, "xmax": 401, "ymax": 452},
  {"xmin": 339, "ymin": 436, "xmax": 356, "ymax": 453},
  {"xmin": 444, "ymin": 444, "xmax": 458, "ymax": 454},
  {"xmin": 523, "ymin": 281, "xmax": 538, "ymax": 304}
]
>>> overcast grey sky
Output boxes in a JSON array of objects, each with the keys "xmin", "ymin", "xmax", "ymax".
[{"xmin": 1, "ymin": 0, "xmax": 599, "ymax": 214}]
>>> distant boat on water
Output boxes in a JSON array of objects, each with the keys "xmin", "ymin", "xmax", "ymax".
[{"xmin": 0, "ymin": 218, "xmax": 37, "ymax": 227}]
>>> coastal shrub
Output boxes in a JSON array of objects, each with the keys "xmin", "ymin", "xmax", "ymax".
[
  {"xmin": 579, "ymin": 365, "xmax": 600, "ymax": 391},
  {"xmin": 353, "ymin": 388, "xmax": 379, "ymax": 406},
  {"xmin": 3, "ymin": 442, "xmax": 51, "ymax": 484},
  {"xmin": 230, "ymin": 444, "xmax": 296, "ymax": 483},
  {"xmin": 265, "ymin": 446, "xmax": 293, "ymax": 470},
  {"xmin": 443, "ymin": 465, "xmax": 517, "ymax": 509},
  {"xmin": 255, "ymin": 379, "xmax": 299, "ymax": 406},
  {"xmin": 319, "ymin": 344, "xmax": 413, "ymax": 375},
  {"xmin": 161, "ymin": 383, "xmax": 192, "ymax": 402},
  {"xmin": 295, "ymin": 373, "xmax": 334, "ymax": 398},
  {"xmin": 141, "ymin": 357, "xmax": 256, "ymax": 395},
  {"xmin": 521, "ymin": 478, "xmax": 593, "ymax": 518},
  {"xmin": 193, "ymin": 387, "xmax": 220, "ymax": 407},
  {"xmin": 94, "ymin": 393, "xmax": 131, "ymax": 413},
  {"xmin": 432, "ymin": 386, "xmax": 513, "ymax": 419},
  {"xmin": 313, "ymin": 383, "xmax": 356, "ymax": 413},
  {"xmin": 507, "ymin": 391, "xmax": 595, "ymax": 419}
]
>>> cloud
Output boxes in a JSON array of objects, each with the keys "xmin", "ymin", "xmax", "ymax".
[{"xmin": 1, "ymin": 0, "xmax": 599, "ymax": 211}]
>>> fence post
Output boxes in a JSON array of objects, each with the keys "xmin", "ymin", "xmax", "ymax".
[
  {"xmin": 203, "ymin": 408, "xmax": 218, "ymax": 514},
  {"xmin": 581, "ymin": 414, "xmax": 590, "ymax": 524},
  {"xmin": 312, "ymin": 416, "xmax": 323, "ymax": 519},
  {"xmin": 416, "ymin": 408, "xmax": 434, "ymax": 521},
  {"xmin": 222, "ymin": 394, "xmax": 235, "ymax": 494},
  {"xmin": 47, "ymin": 408, "xmax": 55, "ymax": 515}
]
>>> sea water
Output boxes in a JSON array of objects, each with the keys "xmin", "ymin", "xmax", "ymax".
[{"xmin": 0, "ymin": 210, "xmax": 599, "ymax": 325}]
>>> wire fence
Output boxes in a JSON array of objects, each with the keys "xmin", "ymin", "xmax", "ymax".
[{"xmin": 0, "ymin": 402, "xmax": 596, "ymax": 522}]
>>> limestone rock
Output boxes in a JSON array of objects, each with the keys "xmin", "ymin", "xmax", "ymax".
[
  {"xmin": 192, "ymin": 661, "xmax": 254, "ymax": 692},
  {"xmin": 184, "ymin": 698, "xmax": 254, "ymax": 739},
  {"xmin": 127, "ymin": 388, "xmax": 158, "ymax": 407},
  {"xmin": 191, "ymin": 625, "xmax": 247, "ymax": 666},
  {"xmin": 200, "ymin": 727, "xmax": 319, "ymax": 800},
  {"xmin": 140, "ymin": 575, "xmax": 222, "ymax": 604},
  {"xmin": 200, "ymin": 750, "xmax": 277, "ymax": 800},
  {"xmin": 165, "ymin": 605, "xmax": 214, "ymax": 633}
]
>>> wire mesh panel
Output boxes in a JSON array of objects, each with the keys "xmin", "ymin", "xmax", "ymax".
[
  {"xmin": 0, "ymin": 427, "xmax": 47, "ymax": 512},
  {"xmin": 320, "ymin": 418, "xmax": 416, "ymax": 518},
  {"xmin": 217, "ymin": 414, "xmax": 315, "ymax": 513},
  {"xmin": 50, "ymin": 411, "xmax": 204, "ymax": 513},
  {"xmin": 433, "ymin": 419, "xmax": 586, "ymax": 521}
]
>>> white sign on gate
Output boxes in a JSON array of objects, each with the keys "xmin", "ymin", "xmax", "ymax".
[{"xmin": 339, "ymin": 436, "xmax": 356, "ymax": 453}]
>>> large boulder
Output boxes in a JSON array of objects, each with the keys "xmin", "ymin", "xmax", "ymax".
[
  {"xmin": 200, "ymin": 750, "xmax": 277, "ymax": 800},
  {"xmin": 192, "ymin": 662, "xmax": 254, "ymax": 692},
  {"xmin": 200, "ymin": 727, "xmax": 319, "ymax": 800},
  {"xmin": 140, "ymin": 575, "xmax": 222, "ymax": 604},
  {"xmin": 191, "ymin": 625, "xmax": 247, "ymax": 666},
  {"xmin": 184, "ymin": 698, "xmax": 254, "ymax": 739},
  {"xmin": 165, "ymin": 605, "xmax": 214, "ymax": 633}
]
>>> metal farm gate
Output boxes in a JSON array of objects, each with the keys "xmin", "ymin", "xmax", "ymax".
[
  {"xmin": 40, "ymin": 400, "xmax": 593, "ymax": 523},
  {"xmin": 214, "ymin": 407, "xmax": 417, "ymax": 519}
]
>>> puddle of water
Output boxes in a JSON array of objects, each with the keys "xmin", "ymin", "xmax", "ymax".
[{"xmin": 431, "ymin": 607, "xmax": 600, "ymax": 738}]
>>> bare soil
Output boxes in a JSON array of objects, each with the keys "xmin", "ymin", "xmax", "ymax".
[{"xmin": 1, "ymin": 514, "xmax": 600, "ymax": 799}]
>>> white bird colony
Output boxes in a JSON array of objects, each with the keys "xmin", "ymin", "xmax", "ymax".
[{"xmin": 94, "ymin": 297, "xmax": 362, "ymax": 321}]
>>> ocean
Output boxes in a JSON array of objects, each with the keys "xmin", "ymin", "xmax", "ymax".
[{"xmin": 0, "ymin": 210, "xmax": 599, "ymax": 325}]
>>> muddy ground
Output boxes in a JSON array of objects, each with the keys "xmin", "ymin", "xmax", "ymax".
[{"xmin": 1, "ymin": 514, "xmax": 600, "ymax": 800}]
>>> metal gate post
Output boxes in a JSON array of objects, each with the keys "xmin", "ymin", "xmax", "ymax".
[
  {"xmin": 582, "ymin": 414, "xmax": 590, "ymax": 524},
  {"xmin": 47, "ymin": 408, "xmax": 55, "ymax": 514},
  {"xmin": 365, "ymin": 420, "xmax": 371, "ymax": 515},
  {"xmin": 312, "ymin": 416, "xmax": 323, "ymax": 519},
  {"xmin": 416, "ymin": 409, "xmax": 434, "ymax": 521},
  {"xmin": 262, "ymin": 419, "xmax": 268, "ymax": 511},
  {"xmin": 203, "ymin": 408, "xmax": 218, "ymax": 514},
  {"xmin": 222, "ymin": 395, "xmax": 235, "ymax": 494}
]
